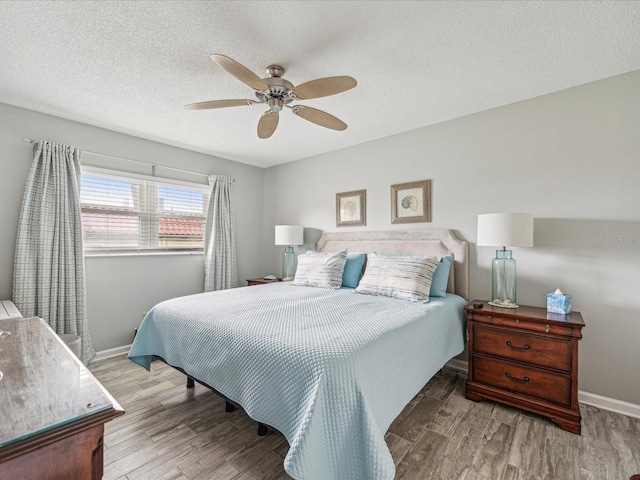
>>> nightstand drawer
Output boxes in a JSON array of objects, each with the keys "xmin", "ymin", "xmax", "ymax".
[
  {"xmin": 474, "ymin": 325, "xmax": 572, "ymax": 372},
  {"xmin": 473, "ymin": 355, "xmax": 571, "ymax": 407},
  {"xmin": 470, "ymin": 313, "xmax": 574, "ymax": 337}
]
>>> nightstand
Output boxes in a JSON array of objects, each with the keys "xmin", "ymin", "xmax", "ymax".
[
  {"xmin": 465, "ymin": 300, "xmax": 585, "ymax": 434},
  {"xmin": 246, "ymin": 277, "xmax": 281, "ymax": 286}
]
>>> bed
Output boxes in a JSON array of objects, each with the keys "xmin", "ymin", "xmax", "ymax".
[{"xmin": 128, "ymin": 229, "xmax": 468, "ymax": 480}]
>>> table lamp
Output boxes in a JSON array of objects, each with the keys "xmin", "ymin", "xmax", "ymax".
[
  {"xmin": 275, "ymin": 225, "xmax": 303, "ymax": 280},
  {"xmin": 477, "ymin": 213, "xmax": 533, "ymax": 308}
]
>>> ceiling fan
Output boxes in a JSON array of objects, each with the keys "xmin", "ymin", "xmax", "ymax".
[{"xmin": 185, "ymin": 54, "xmax": 357, "ymax": 139}]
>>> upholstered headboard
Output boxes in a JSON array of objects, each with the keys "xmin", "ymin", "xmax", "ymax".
[{"xmin": 315, "ymin": 229, "xmax": 468, "ymax": 300}]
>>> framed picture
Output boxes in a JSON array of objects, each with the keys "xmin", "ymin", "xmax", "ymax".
[
  {"xmin": 390, "ymin": 180, "xmax": 431, "ymax": 224},
  {"xmin": 336, "ymin": 190, "xmax": 366, "ymax": 227}
]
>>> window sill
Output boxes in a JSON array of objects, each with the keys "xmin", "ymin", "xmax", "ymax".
[{"xmin": 84, "ymin": 251, "xmax": 204, "ymax": 258}]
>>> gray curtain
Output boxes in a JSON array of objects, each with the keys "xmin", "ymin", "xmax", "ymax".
[
  {"xmin": 13, "ymin": 140, "xmax": 95, "ymax": 364},
  {"xmin": 204, "ymin": 175, "xmax": 239, "ymax": 291}
]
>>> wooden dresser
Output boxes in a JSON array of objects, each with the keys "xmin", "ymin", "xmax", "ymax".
[
  {"xmin": 0, "ymin": 317, "xmax": 124, "ymax": 479},
  {"xmin": 465, "ymin": 300, "xmax": 585, "ymax": 434}
]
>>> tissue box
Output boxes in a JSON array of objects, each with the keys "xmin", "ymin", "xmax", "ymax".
[{"xmin": 547, "ymin": 294, "xmax": 572, "ymax": 314}]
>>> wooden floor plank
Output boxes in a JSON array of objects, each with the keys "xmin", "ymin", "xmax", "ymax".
[
  {"xmin": 149, "ymin": 466, "xmax": 190, "ymax": 480},
  {"xmin": 89, "ymin": 355, "xmax": 640, "ymax": 480},
  {"xmin": 426, "ymin": 388, "xmax": 473, "ymax": 436},
  {"xmin": 543, "ymin": 426, "xmax": 581, "ymax": 480},
  {"xmin": 126, "ymin": 436, "xmax": 227, "ymax": 480},
  {"xmin": 422, "ymin": 368, "xmax": 460, "ymax": 401},
  {"xmin": 179, "ymin": 444, "xmax": 239, "ymax": 480},
  {"xmin": 459, "ymin": 395, "xmax": 496, "ymax": 432},
  {"xmin": 228, "ymin": 451, "xmax": 288, "ymax": 480},
  {"xmin": 469, "ymin": 419, "xmax": 515, "ymax": 480},
  {"xmin": 491, "ymin": 402, "xmax": 522, "ymax": 427},
  {"xmin": 103, "ymin": 427, "xmax": 197, "ymax": 479},
  {"xmin": 395, "ymin": 429, "xmax": 448, "ymax": 479},
  {"xmin": 608, "ymin": 427, "xmax": 640, "ymax": 478},
  {"xmin": 389, "ymin": 394, "xmax": 444, "ymax": 442},
  {"xmin": 104, "ymin": 430, "xmax": 155, "ymax": 466},
  {"xmin": 425, "ymin": 422, "xmax": 483, "ymax": 480},
  {"xmin": 384, "ymin": 432, "xmax": 413, "ymax": 466},
  {"xmin": 507, "ymin": 416, "xmax": 546, "ymax": 476},
  {"xmin": 224, "ymin": 432, "xmax": 288, "ymax": 474}
]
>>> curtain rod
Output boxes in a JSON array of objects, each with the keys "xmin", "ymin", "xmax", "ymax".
[{"xmin": 23, "ymin": 137, "xmax": 235, "ymax": 182}]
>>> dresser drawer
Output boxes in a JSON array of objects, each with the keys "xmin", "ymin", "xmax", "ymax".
[
  {"xmin": 470, "ymin": 313, "xmax": 574, "ymax": 337},
  {"xmin": 473, "ymin": 355, "xmax": 571, "ymax": 407},
  {"xmin": 473, "ymin": 325, "xmax": 572, "ymax": 372}
]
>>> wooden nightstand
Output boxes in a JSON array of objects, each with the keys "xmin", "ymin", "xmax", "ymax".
[
  {"xmin": 465, "ymin": 300, "xmax": 585, "ymax": 434},
  {"xmin": 246, "ymin": 277, "xmax": 281, "ymax": 286}
]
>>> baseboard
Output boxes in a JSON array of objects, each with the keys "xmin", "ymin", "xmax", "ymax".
[
  {"xmin": 578, "ymin": 390, "xmax": 640, "ymax": 420},
  {"xmin": 91, "ymin": 344, "xmax": 131, "ymax": 363},
  {"xmin": 445, "ymin": 358, "xmax": 640, "ymax": 420}
]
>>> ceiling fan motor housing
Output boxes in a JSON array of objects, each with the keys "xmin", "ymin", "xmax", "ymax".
[
  {"xmin": 257, "ymin": 68, "xmax": 295, "ymax": 105},
  {"xmin": 266, "ymin": 65, "xmax": 285, "ymax": 78}
]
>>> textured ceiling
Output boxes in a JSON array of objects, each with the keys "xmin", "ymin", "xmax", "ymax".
[{"xmin": 1, "ymin": 1, "xmax": 639, "ymax": 168}]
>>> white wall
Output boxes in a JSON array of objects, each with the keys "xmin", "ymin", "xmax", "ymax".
[
  {"xmin": 263, "ymin": 71, "xmax": 640, "ymax": 405},
  {"xmin": 0, "ymin": 102, "xmax": 265, "ymax": 351}
]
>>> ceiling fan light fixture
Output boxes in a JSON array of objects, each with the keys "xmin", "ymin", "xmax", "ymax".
[{"xmin": 268, "ymin": 98, "xmax": 283, "ymax": 113}]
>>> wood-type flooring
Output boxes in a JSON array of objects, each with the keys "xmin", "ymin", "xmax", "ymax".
[{"xmin": 89, "ymin": 355, "xmax": 640, "ymax": 480}]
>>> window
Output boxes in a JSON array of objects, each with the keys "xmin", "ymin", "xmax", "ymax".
[{"xmin": 80, "ymin": 167, "xmax": 209, "ymax": 254}]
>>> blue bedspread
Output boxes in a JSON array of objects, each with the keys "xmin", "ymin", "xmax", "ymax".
[{"xmin": 129, "ymin": 283, "xmax": 466, "ymax": 479}]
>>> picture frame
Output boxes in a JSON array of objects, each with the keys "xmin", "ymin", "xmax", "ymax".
[
  {"xmin": 390, "ymin": 180, "xmax": 431, "ymax": 224},
  {"xmin": 336, "ymin": 190, "xmax": 366, "ymax": 227}
]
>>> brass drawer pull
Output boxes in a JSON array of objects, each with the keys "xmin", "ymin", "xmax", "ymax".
[
  {"xmin": 506, "ymin": 340, "xmax": 530, "ymax": 352},
  {"xmin": 505, "ymin": 371, "xmax": 530, "ymax": 384}
]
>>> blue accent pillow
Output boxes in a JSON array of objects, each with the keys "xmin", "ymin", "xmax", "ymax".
[
  {"xmin": 429, "ymin": 255, "xmax": 452, "ymax": 298},
  {"xmin": 342, "ymin": 253, "xmax": 366, "ymax": 288}
]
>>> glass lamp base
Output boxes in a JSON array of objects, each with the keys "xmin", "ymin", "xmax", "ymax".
[
  {"xmin": 491, "ymin": 249, "xmax": 518, "ymax": 308},
  {"xmin": 282, "ymin": 246, "xmax": 296, "ymax": 280}
]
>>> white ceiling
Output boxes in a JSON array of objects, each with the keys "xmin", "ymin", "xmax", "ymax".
[{"xmin": 1, "ymin": 1, "xmax": 639, "ymax": 168}]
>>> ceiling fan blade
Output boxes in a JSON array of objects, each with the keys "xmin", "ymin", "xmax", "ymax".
[
  {"xmin": 292, "ymin": 76, "xmax": 357, "ymax": 100},
  {"xmin": 211, "ymin": 54, "xmax": 268, "ymax": 91},
  {"xmin": 257, "ymin": 113, "xmax": 279, "ymax": 139},
  {"xmin": 292, "ymin": 106, "xmax": 347, "ymax": 131},
  {"xmin": 184, "ymin": 99, "xmax": 255, "ymax": 110}
]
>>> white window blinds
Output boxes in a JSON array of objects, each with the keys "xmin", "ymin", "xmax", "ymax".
[{"xmin": 80, "ymin": 167, "xmax": 209, "ymax": 254}]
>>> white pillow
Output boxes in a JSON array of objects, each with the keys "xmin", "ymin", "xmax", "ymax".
[
  {"xmin": 355, "ymin": 252, "xmax": 439, "ymax": 302},
  {"xmin": 292, "ymin": 250, "xmax": 347, "ymax": 289}
]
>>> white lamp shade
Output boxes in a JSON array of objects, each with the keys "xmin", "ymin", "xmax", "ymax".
[
  {"xmin": 477, "ymin": 213, "xmax": 533, "ymax": 248},
  {"xmin": 275, "ymin": 225, "xmax": 304, "ymax": 246}
]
